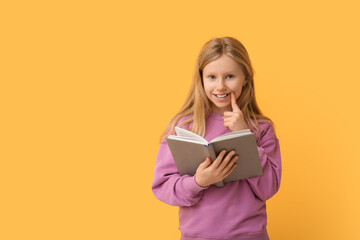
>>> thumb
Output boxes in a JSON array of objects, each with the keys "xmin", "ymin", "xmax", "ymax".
[{"xmin": 231, "ymin": 92, "xmax": 241, "ymax": 113}]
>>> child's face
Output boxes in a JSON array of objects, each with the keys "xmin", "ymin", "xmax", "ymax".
[{"xmin": 202, "ymin": 54, "xmax": 246, "ymax": 114}]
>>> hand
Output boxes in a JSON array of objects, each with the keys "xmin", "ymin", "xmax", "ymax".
[
  {"xmin": 195, "ymin": 150, "xmax": 238, "ymax": 187},
  {"xmin": 222, "ymin": 92, "xmax": 248, "ymax": 132}
]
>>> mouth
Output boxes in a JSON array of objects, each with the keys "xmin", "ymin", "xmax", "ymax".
[{"xmin": 213, "ymin": 93, "xmax": 230, "ymax": 98}]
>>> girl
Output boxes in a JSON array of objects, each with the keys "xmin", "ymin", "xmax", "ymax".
[{"xmin": 152, "ymin": 37, "xmax": 281, "ymax": 240}]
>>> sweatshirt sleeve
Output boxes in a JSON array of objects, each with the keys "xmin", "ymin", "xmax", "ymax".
[
  {"xmin": 246, "ymin": 122, "xmax": 282, "ymax": 201},
  {"xmin": 151, "ymin": 140, "xmax": 209, "ymax": 207}
]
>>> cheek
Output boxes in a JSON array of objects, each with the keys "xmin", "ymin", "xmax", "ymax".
[
  {"xmin": 227, "ymin": 84, "xmax": 238, "ymax": 92},
  {"xmin": 203, "ymin": 82, "xmax": 214, "ymax": 94},
  {"xmin": 229, "ymin": 84, "xmax": 243, "ymax": 98}
]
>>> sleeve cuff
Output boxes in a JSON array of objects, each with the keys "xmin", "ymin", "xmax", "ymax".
[{"xmin": 182, "ymin": 174, "xmax": 209, "ymax": 197}]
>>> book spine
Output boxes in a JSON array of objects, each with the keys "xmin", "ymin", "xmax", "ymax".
[{"xmin": 204, "ymin": 144, "xmax": 224, "ymax": 187}]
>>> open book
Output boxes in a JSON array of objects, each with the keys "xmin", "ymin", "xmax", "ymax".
[{"xmin": 166, "ymin": 126, "xmax": 263, "ymax": 187}]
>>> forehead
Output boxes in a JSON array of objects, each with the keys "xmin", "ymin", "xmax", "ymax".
[{"xmin": 203, "ymin": 55, "xmax": 243, "ymax": 74}]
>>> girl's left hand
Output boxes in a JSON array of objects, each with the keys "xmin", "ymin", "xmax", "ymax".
[{"xmin": 222, "ymin": 92, "xmax": 248, "ymax": 132}]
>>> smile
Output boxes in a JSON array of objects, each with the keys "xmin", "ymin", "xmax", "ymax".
[{"xmin": 214, "ymin": 93, "xmax": 230, "ymax": 98}]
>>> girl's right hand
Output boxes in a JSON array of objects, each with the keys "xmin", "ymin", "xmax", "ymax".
[{"xmin": 195, "ymin": 150, "xmax": 238, "ymax": 188}]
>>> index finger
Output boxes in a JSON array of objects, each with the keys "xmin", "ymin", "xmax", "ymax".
[
  {"xmin": 231, "ymin": 92, "xmax": 241, "ymax": 113},
  {"xmin": 211, "ymin": 149, "xmax": 227, "ymax": 168}
]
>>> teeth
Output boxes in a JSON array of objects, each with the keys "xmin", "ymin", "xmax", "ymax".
[{"xmin": 215, "ymin": 94, "xmax": 228, "ymax": 98}]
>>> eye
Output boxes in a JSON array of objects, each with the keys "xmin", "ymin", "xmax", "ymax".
[{"xmin": 207, "ymin": 75, "xmax": 234, "ymax": 80}]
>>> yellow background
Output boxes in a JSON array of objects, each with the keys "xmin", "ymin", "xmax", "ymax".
[{"xmin": 1, "ymin": 0, "xmax": 359, "ymax": 239}]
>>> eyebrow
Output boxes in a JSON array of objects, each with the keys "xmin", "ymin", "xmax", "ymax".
[{"xmin": 205, "ymin": 72, "xmax": 236, "ymax": 75}]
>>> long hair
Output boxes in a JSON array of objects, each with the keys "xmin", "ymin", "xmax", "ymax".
[{"xmin": 159, "ymin": 36, "xmax": 274, "ymax": 143}]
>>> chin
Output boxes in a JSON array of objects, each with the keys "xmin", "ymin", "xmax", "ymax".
[{"xmin": 212, "ymin": 104, "xmax": 231, "ymax": 111}]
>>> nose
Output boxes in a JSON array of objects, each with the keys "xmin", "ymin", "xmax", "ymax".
[{"xmin": 216, "ymin": 79, "xmax": 227, "ymax": 91}]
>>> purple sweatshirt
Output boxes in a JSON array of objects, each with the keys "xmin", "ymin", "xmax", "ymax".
[{"xmin": 152, "ymin": 112, "xmax": 282, "ymax": 240}]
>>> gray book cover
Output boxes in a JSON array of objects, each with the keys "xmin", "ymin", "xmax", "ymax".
[{"xmin": 166, "ymin": 127, "xmax": 263, "ymax": 187}]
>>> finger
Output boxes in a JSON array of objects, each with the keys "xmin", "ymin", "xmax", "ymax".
[
  {"xmin": 200, "ymin": 157, "xmax": 212, "ymax": 169},
  {"xmin": 223, "ymin": 122, "xmax": 230, "ymax": 129},
  {"xmin": 223, "ymin": 111, "xmax": 235, "ymax": 117},
  {"xmin": 222, "ymin": 116, "xmax": 232, "ymax": 122},
  {"xmin": 223, "ymin": 162, "xmax": 237, "ymax": 178},
  {"xmin": 212, "ymin": 150, "xmax": 227, "ymax": 168},
  {"xmin": 218, "ymin": 150, "xmax": 237, "ymax": 171},
  {"xmin": 222, "ymin": 155, "xmax": 238, "ymax": 173},
  {"xmin": 231, "ymin": 92, "xmax": 241, "ymax": 113},
  {"xmin": 223, "ymin": 118, "xmax": 232, "ymax": 123}
]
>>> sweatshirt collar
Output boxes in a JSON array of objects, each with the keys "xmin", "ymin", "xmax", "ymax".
[{"xmin": 206, "ymin": 112, "xmax": 224, "ymax": 121}]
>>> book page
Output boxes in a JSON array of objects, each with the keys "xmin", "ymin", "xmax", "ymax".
[
  {"xmin": 175, "ymin": 127, "xmax": 207, "ymax": 141},
  {"xmin": 167, "ymin": 135, "xmax": 208, "ymax": 145},
  {"xmin": 168, "ymin": 127, "xmax": 209, "ymax": 145}
]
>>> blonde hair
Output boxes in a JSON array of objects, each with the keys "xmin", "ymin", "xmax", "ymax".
[{"xmin": 159, "ymin": 36, "xmax": 274, "ymax": 143}]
